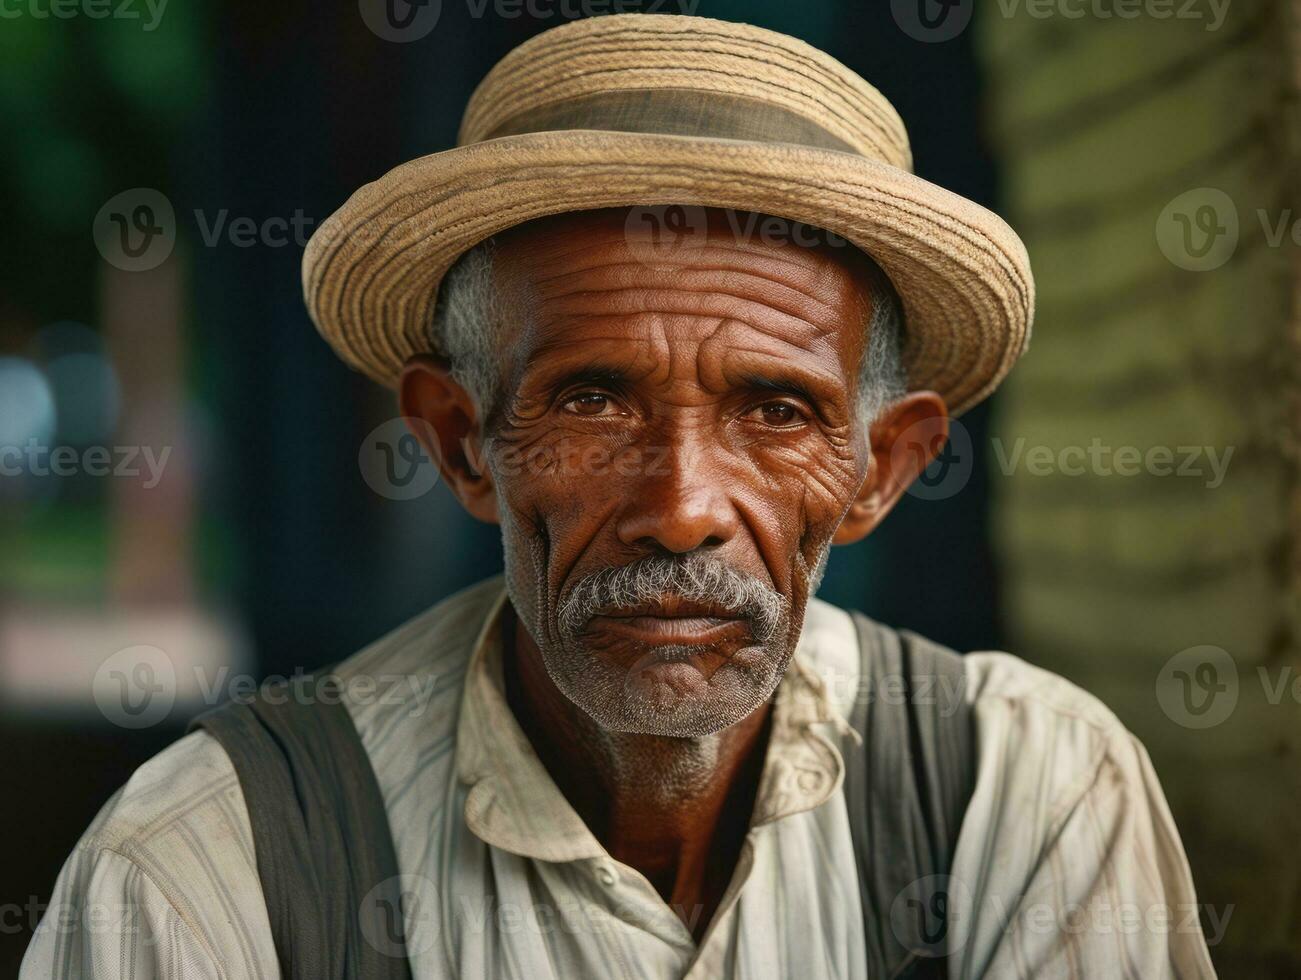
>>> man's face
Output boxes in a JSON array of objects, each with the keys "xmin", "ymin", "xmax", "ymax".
[{"xmin": 467, "ymin": 208, "xmax": 883, "ymax": 737}]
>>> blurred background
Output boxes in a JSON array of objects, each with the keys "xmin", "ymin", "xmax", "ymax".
[{"xmin": 1, "ymin": 0, "xmax": 1296, "ymax": 975}]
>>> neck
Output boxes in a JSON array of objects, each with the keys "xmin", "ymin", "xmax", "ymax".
[{"xmin": 502, "ymin": 607, "xmax": 772, "ymax": 939}]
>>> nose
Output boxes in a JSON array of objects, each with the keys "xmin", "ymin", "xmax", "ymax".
[{"xmin": 614, "ymin": 444, "xmax": 739, "ymax": 554}]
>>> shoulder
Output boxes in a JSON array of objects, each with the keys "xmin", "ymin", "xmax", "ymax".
[
  {"xmin": 72, "ymin": 728, "xmax": 251, "ymax": 873},
  {"xmin": 956, "ymin": 651, "xmax": 1194, "ymax": 891},
  {"xmin": 78, "ymin": 575, "xmax": 503, "ymax": 862},
  {"xmin": 24, "ymin": 731, "xmax": 277, "ymax": 978},
  {"xmin": 962, "ymin": 649, "xmax": 1128, "ymax": 735},
  {"xmin": 800, "ymin": 601, "xmax": 1153, "ymax": 805},
  {"xmin": 78, "ymin": 577, "xmax": 496, "ymax": 858},
  {"xmin": 962, "ymin": 650, "xmax": 1147, "ymax": 807},
  {"xmin": 73, "ymin": 577, "xmax": 501, "ymax": 862},
  {"xmin": 27, "ymin": 577, "xmax": 505, "ymax": 979},
  {"xmin": 801, "ymin": 599, "xmax": 1136, "ymax": 755},
  {"xmin": 952, "ymin": 653, "xmax": 1212, "ymax": 975},
  {"xmin": 869, "ymin": 629, "xmax": 1209, "ymax": 971}
]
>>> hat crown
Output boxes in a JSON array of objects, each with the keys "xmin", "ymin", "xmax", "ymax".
[
  {"xmin": 304, "ymin": 14, "xmax": 1031, "ymax": 417},
  {"xmin": 458, "ymin": 14, "xmax": 913, "ymax": 172}
]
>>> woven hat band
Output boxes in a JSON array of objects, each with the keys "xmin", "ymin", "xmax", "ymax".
[{"xmin": 476, "ymin": 88, "xmax": 860, "ymax": 156}]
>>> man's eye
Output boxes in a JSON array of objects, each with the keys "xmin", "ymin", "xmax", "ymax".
[
  {"xmin": 562, "ymin": 392, "xmax": 619, "ymax": 417},
  {"xmin": 750, "ymin": 401, "xmax": 806, "ymax": 427}
]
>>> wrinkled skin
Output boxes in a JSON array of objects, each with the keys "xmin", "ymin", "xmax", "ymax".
[{"xmin": 401, "ymin": 207, "xmax": 947, "ymax": 939}]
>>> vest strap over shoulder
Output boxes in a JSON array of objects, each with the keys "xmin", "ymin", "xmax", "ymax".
[
  {"xmin": 189, "ymin": 674, "xmax": 411, "ymax": 980},
  {"xmin": 844, "ymin": 611, "xmax": 977, "ymax": 980}
]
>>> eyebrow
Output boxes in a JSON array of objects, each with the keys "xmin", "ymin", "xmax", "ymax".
[
  {"xmin": 739, "ymin": 373, "xmax": 821, "ymax": 406},
  {"xmin": 530, "ymin": 363, "xmax": 633, "ymax": 393}
]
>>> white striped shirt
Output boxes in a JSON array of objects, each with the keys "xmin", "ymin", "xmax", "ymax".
[{"xmin": 23, "ymin": 577, "xmax": 1217, "ymax": 978}]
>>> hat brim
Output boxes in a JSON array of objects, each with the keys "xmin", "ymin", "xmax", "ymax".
[{"xmin": 302, "ymin": 129, "xmax": 1033, "ymax": 416}]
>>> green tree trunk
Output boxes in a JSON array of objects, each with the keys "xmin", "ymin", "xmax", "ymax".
[{"xmin": 979, "ymin": 2, "xmax": 1301, "ymax": 974}]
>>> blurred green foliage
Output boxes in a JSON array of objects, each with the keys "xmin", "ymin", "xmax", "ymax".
[{"xmin": 0, "ymin": 3, "xmax": 205, "ymax": 322}]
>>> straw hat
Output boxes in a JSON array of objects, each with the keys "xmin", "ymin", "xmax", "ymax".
[{"xmin": 302, "ymin": 14, "xmax": 1033, "ymax": 415}]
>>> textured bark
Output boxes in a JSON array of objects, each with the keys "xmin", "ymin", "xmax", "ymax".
[{"xmin": 980, "ymin": 2, "xmax": 1301, "ymax": 974}]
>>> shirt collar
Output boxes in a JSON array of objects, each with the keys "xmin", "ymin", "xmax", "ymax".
[{"xmin": 454, "ymin": 585, "xmax": 852, "ymax": 862}]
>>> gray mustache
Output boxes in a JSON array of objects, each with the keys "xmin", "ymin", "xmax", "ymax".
[{"xmin": 556, "ymin": 553, "xmax": 789, "ymax": 643}]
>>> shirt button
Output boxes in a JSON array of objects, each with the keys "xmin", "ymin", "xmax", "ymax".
[
  {"xmin": 798, "ymin": 769, "xmax": 824, "ymax": 793},
  {"xmin": 596, "ymin": 862, "xmax": 618, "ymax": 887}
]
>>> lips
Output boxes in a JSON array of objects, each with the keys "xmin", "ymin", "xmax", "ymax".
[{"xmin": 588, "ymin": 597, "xmax": 748, "ymax": 645}]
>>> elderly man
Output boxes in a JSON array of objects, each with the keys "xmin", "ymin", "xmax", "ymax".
[{"xmin": 26, "ymin": 14, "xmax": 1215, "ymax": 980}]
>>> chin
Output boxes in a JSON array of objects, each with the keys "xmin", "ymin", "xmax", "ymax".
[{"xmin": 553, "ymin": 642, "xmax": 786, "ymax": 738}]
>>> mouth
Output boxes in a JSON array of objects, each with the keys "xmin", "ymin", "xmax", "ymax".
[{"xmin": 587, "ymin": 597, "xmax": 749, "ymax": 646}]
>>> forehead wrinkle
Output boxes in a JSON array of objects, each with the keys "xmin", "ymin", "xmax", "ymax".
[
  {"xmin": 527, "ymin": 249, "xmax": 857, "ymax": 311},
  {"xmin": 514, "ymin": 315, "xmax": 673, "ymax": 387},
  {"xmin": 514, "ymin": 310, "xmax": 851, "ymax": 410},
  {"xmin": 533, "ymin": 268, "xmax": 849, "ymax": 329},
  {"xmin": 703, "ymin": 331, "xmax": 851, "ymax": 407},
  {"xmin": 533, "ymin": 289, "xmax": 845, "ymax": 347},
  {"xmin": 520, "ymin": 309, "xmax": 850, "ymax": 393},
  {"xmin": 539, "ymin": 312, "xmax": 851, "ymax": 409},
  {"xmin": 696, "ymin": 313, "xmax": 847, "ymax": 367}
]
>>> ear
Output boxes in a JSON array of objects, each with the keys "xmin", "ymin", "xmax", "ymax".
[
  {"xmin": 833, "ymin": 390, "xmax": 949, "ymax": 545},
  {"xmin": 398, "ymin": 354, "xmax": 499, "ymax": 524}
]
